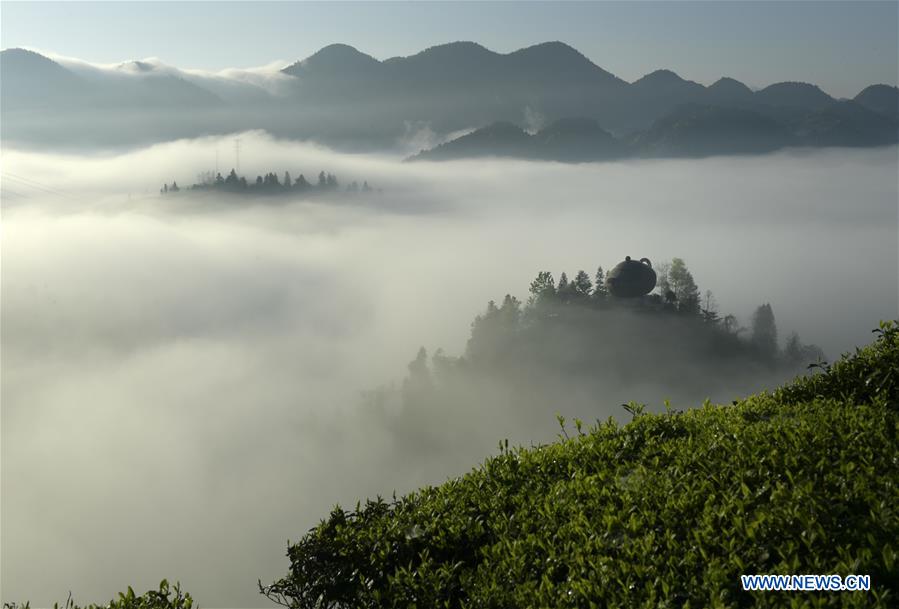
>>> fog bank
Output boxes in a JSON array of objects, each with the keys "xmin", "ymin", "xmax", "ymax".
[{"xmin": 2, "ymin": 137, "xmax": 897, "ymax": 604}]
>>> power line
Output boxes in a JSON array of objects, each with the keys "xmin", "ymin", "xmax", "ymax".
[{"xmin": 1, "ymin": 173, "xmax": 83, "ymax": 200}]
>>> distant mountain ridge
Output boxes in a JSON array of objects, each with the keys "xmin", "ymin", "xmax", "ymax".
[
  {"xmin": 411, "ymin": 100, "xmax": 897, "ymax": 162},
  {"xmin": 409, "ymin": 118, "xmax": 624, "ymax": 162},
  {"xmin": 2, "ymin": 42, "xmax": 897, "ymax": 153}
]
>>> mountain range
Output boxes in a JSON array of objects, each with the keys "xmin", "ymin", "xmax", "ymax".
[{"xmin": 2, "ymin": 42, "xmax": 897, "ymax": 156}]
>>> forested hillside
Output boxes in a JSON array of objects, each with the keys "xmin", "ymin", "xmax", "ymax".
[
  {"xmin": 262, "ymin": 321, "xmax": 899, "ymax": 608},
  {"xmin": 366, "ymin": 258, "xmax": 826, "ymax": 461}
]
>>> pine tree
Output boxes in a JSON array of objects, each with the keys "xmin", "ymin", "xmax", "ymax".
[
  {"xmin": 572, "ymin": 270, "xmax": 593, "ymax": 302},
  {"xmin": 592, "ymin": 266, "xmax": 608, "ymax": 302},
  {"xmin": 557, "ymin": 272, "xmax": 570, "ymax": 303},
  {"xmin": 527, "ymin": 271, "xmax": 556, "ymax": 308},
  {"xmin": 751, "ymin": 303, "xmax": 778, "ymax": 361}
]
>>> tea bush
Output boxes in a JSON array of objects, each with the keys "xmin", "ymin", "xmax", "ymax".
[
  {"xmin": 262, "ymin": 322, "xmax": 899, "ymax": 608},
  {"xmin": 4, "ymin": 580, "xmax": 193, "ymax": 609}
]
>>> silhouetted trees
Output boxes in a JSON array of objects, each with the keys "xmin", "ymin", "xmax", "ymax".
[
  {"xmin": 160, "ymin": 168, "xmax": 375, "ymax": 198},
  {"xmin": 527, "ymin": 271, "xmax": 556, "ymax": 312},
  {"xmin": 572, "ymin": 270, "xmax": 593, "ymax": 303},
  {"xmin": 751, "ymin": 303, "xmax": 778, "ymax": 361},
  {"xmin": 374, "ymin": 256, "xmax": 826, "ymax": 437},
  {"xmin": 440, "ymin": 257, "xmax": 822, "ymax": 378},
  {"xmin": 666, "ymin": 257, "xmax": 701, "ymax": 314},
  {"xmin": 592, "ymin": 266, "xmax": 608, "ymax": 303}
]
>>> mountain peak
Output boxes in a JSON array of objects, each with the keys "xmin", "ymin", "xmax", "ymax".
[
  {"xmin": 513, "ymin": 41, "xmax": 583, "ymax": 57},
  {"xmin": 755, "ymin": 81, "xmax": 833, "ymax": 108},
  {"xmin": 283, "ymin": 43, "xmax": 380, "ymax": 76},
  {"xmin": 406, "ymin": 41, "xmax": 497, "ymax": 61},
  {"xmin": 506, "ymin": 41, "xmax": 623, "ymax": 85},
  {"xmin": 1, "ymin": 47, "xmax": 59, "ymax": 66},
  {"xmin": 0, "ymin": 47, "xmax": 76, "ymax": 80},
  {"xmin": 853, "ymin": 84, "xmax": 899, "ymax": 119},
  {"xmin": 634, "ymin": 69, "xmax": 686, "ymax": 85},
  {"xmin": 710, "ymin": 76, "xmax": 749, "ymax": 88},
  {"xmin": 707, "ymin": 77, "xmax": 754, "ymax": 100}
]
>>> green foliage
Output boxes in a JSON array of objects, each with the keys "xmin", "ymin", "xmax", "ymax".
[
  {"xmin": 777, "ymin": 320, "xmax": 899, "ymax": 409},
  {"xmin": 666, "ymin": 257, "xmax": 701, "ymax": 314},
  {"xmin": 4, "ymin": 581, "xmax": 194, "ymax": 609},
  {"xmin": 264, "ymin": 323, "xmax": 899, "ymax": 608}
]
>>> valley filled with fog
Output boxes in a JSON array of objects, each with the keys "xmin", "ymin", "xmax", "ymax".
[{"xmin": 2, "ymin": 133, "xmax": 897, "ymax": 604}]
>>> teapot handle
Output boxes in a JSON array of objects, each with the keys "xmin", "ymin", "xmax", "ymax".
[{"xmin": 639, "ymin": 257, "xmax": 652, "ymax": 268}]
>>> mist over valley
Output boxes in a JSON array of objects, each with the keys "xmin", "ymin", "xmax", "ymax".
[
  {"xmin": 2, "ymin": 4, "xmax": 899, "ymax": 604},
  {"xmin": 3, "ymin": 132, "xmax": 897, "ymax": 603}
]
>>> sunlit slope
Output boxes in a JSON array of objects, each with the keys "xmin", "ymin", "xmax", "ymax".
[{"xmin": 264, "ymin": 322, "xmax": 899, "ymax": 608}]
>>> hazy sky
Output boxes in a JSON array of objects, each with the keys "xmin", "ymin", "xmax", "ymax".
[{"xmin": 2, "ymin": 1, "xmax": 897, "ymax": 98}]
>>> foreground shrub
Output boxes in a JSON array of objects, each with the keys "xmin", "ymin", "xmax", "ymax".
[
  {"xmin": 4, "ymin": 580, "xmax": 194, "ymax": 609},
  {"xmin": 262, "ymin": 322, "xmax": 899, "ymax": 608}
]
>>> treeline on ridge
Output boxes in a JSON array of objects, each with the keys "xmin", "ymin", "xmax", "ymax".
[
  {"xmin": 160, "ymin": 168, "xmax": 377, "ymax": 196},
  {"xmin": 367, "ymin": 258, "xmax": 826, "ymax": 453}
]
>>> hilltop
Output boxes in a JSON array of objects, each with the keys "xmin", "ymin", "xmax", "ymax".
[{"xmin": 262, "ymin": 321, "xmax": 899, "ymax": 608}]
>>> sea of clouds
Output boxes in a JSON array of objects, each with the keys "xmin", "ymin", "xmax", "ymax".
[{"xmin": 2, "ymin": 134, "xmax": 897, "ymax": 604}]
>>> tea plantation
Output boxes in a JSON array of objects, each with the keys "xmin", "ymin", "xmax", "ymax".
[{"xmin": 262, "ymin": 321, "xmax": 898, "ymax": 608}]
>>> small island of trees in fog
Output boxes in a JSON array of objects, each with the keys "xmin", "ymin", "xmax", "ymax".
[
  {"xmin": 160, "ymin": 168, "xmax": 377, "ymax": 197},
  {"xmin": 369, "ymin": 257, "xmax": 828, "ymax": 451}
]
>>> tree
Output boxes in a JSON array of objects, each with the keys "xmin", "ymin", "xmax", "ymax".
[
  {"xmin": 263, "ymin": 172, "xmax": 281, "ymax": 188},
  {"xmin": 402, "ymin": 347, "xmax": 432, "ymax": 404},
  {"xmin": 467, "ymin": 295, "xmax": 522, "ymax": 366},
  {"xmin": 499, "ymin": 294, "xmax": 521, "ymax": 330},
  {"xmin": 572, "ymin": 270, "xmax": 593, "ymax": 302},
  {"xmin": 784, "ymin": 331, "xmax": 826, "ymax": 367},
  {"xmin": 527, "ymin": 271, "xmax": 556, "ymax": 308},
  {"xmin": 784, "ymin": 331, "xmax": 803, "ymax": 364},
  {"xmin": 667, "ymin": 258, "xmax": 700, "ymax": 314},
  {"xmin": 295, "ymin": 174, "xmax": 309, "ymax": 190},
  {"xmin": 318, "ymin": 171, "xmax": 327, "ymax": 188},
  {"xmin": 701, "ymin": 290, "xmax": 720, "ymax": 324},
  {"xmin": 655, "ymin": 261, "xmax": 672, "ymax": 302},
  {"xmin": 170, "ymin": 181, "xmax": 179, "ymax": 192},
  {"xmin": 284, "ymin": 171, "xmax": 292, "ymax": 189},
  {"xmin": 466, "ymin": 301, "xmax": 499, "ymax": 361},
  {"xmin": 592, "ymin": 266, "xmax": 608, "ymax": 301},
  {"xmin": 557, "ymin": 272, "xmax": 571, "ymax": 303},
  {"xmin": 722, "ymin": 314, "xmax": 740, "ymax": 335},
  {"xmin": 751, "ymin": 303, "xmax": 778, "ymax": 360}
]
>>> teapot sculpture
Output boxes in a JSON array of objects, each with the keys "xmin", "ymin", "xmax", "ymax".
[{"xmin": 606, "ymin": 256, "xmax": 656, "ymax": 298}]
